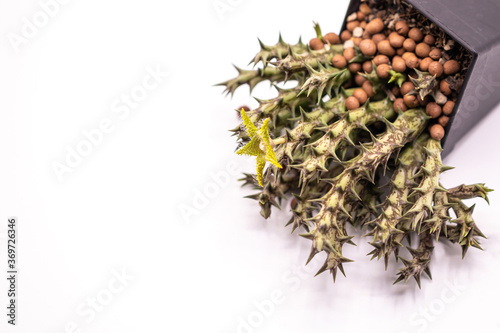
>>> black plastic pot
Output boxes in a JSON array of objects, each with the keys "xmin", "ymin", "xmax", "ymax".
[{"xmin": 341, "ymin": 0, "xmax": 500, "ymax": 156}]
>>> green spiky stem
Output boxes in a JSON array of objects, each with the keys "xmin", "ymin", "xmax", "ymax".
[
  {"xmin": 388, "ymin": 70, "xmax": 407, "ymax": 88},
  {"xmin": 293, "ymin": 98, "xmax": 397, "ymax": 185},
  {"xmin": 251, "ymin": 36, "xmax": 307, "ymax": 67},
  {"xmin": 301, "ymin": 109, "xmax": 429, "ymax": 280},
  {"xmin": 254, "ymin": 87, "xmax": 306, "ymax": 118},
  {"xmin": 409, "ymin": 69, "xmax": 438, "ymax": 100},
  {"xmin": 394, "ymin": 230, "xmax": 434, "ymax": 288},
  {"xmin": 275, "ymin": 44, "xmax": 344, "ymax": 74},
  {"xmin": 446, "ymin": 197, "xmax": 486, "ymax": 258},
  {"xmin": 352, "ymin": 183, "xmax": 380, "ymax": 226},
  {"xmin": 287, "ymin": 171, "xmax": 338, "ymax": 233},
  {"xmin": 424, "ymin": 182, "xmax": 491, "ymax": 250},
  {"xmin": 273, "ymin": 95, "xmax": 347, "ymax": 164},
  {"xmin": 366, "ymin": 134, "xmax": 429, "ymax": 269},
  {"xmin": 446, "ymin": 184, "xmax": 493, "ymax": 202},
  {"xmin": 313, "ymin": 22, "xmax": 323, "ymax": 40},
  {"xmin": 218, "ymin": 66, "xmax": 289, "ymax": 96},
  {"xmin": 233, "ymin": 86, "xmax": 314, "ymax": 139},
  {"xmin": 425, "ymin": 182, "xmax": 491, "ymax": 240},
  {"xmin": 222, "ymin": 44, "xmax": 343, "ymax": 95},
  {"xmin": 300, "ymin": 66, "xmax": 352, "ymax": 102},
  {"xmin": 424, "ymin": 188, "xmax": 452, "ymax": 240},
  {"xmin": 406, "ymin": 138, "xmax": 448, "ymax": 230},
  {"xmin": 243, "ymin": 167, "xmax": 300, "ymax": 218},
  {"xmin": 288, "ymin": 194, "xmax": 314, "ymax": 233}
]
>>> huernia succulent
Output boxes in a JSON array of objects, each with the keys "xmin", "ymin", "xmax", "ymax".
[{"xmin": 219, "ymin": 0, "xmax": 492, "ymax": 287}]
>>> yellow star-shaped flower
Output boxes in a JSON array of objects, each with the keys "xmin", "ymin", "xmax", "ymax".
[{"xmin": 237, "ymin": 109, "xmax": 283, "ymax": 186}]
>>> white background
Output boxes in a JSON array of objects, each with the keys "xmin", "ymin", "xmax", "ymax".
[{"xmin": 0, "ymin": 0, "xmax": 499, "ymax": 332}]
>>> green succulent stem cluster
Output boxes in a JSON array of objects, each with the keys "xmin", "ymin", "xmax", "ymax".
[{"xmin": 221, "ymin": 31, "xmax": 492, "ymax": 287}]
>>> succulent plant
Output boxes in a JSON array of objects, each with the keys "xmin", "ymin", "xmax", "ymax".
[{"xmin": 219, "ymin": 2, "xmax": 492, "ymax": 287}]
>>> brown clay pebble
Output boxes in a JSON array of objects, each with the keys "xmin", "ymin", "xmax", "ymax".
[
  {"xmin": 429, "ymin": 48, "xmax": 442, "ymax": 60},
  {"xmin": 323, "ymin": 33, "xmax": 340, "ymax": 45},
  {"xmin": 430, "ymin": 124, "xmax": 445, "ymax": 140},
  {"xmin": 359, "ymin": 3, "xmax": 372, "ymax": 15},
  {"xmin": 309, "ymin": 38, "xmax": 324, "ymax": 50},
  {"xmin": 396, "ymin": 48, "xmax": 405, "ymax": 56},
  {"xmin": 415, "ymin": 43, "xmax": 431, "ymax": 58},
  {"xmin": 392, "ymin": 56, "xmax": 407, "ymax": 72},
  {"xmin": 419, "ymin": 57, "xmax": 434, "ymax": 71},
  {"xmin": 440, "ymin": 80, "xmax": 452, "ymax": 95},
  {"xmin": 348, "ymin": 62, "xmax": 362, "ymax": 73},
  {"xmin": 357, "ymin": 11, "xmax": 366, "ymax": 21},
  {"xmin": 359, "ymin": 39, "xmax": 377, "ymax": 56},
  {"xmin": 363, "ymin": 61, "xmax": 373, "ymax": 73},
  {"xmin": 377, "ymin": 40, "xmax": 396, "ymax": 57},
  {"xmin": 400, "ymin": 81, "xmax": 415, "ymax": 96},
  {"xmin": 402, "ymin": 52, "xmax": 415, "ymax": 60},
  {"xmin": 443, "ymin": 101, "xmax": 455, "ymax": 115},
  {"xmin": 361, "ymin": 21, "xmax": 368, "ymax": 29},
  {"xmin": 373, "ymin": 55, "xmax": 390, "ymax": 65},
  {"xmin": 362, "ymin": 81, "xmax": 376, "ymax": 97},
  {"xmin": 347, "ymin": 21, "xmax": 360, "ymax": 32},
  {"xmin": 366, "ymin": 18, "xmax": 384, "ymax": 35},
  {"xmin": 395, "ymin": 21, "xmax": 410, "ymax": 36},
  {"xmin": 346, "ymin": 96, "xmax": 360, "ymax": 110},
  {"xmin": 438, "ymin": 115, "xmax": 450, "ymax": 127},
  {"xmin": 353, "ymin": 37, "xmax": 363, "ymax": 47},
  {"xmin": 428, "ymin": 61, "xmax": 444, "ymax": 77},
  {"xmin": 343, "ymin": 47, "xmax": 356, "ymax": 61},
  {"xmin": 392, "ymin": 86, "xmax": 401, "ymax": 97},
  {"xmin": 376, "ymin": 64, "xmax": 391, "ymax": 79},
  {"xmin": 423, "ymin": 35, "xmax": 436, "ymax": 46},
  {"xmin": 372, "ymin": 33, "xmax": 386, "ymax": 45},
  {"xmin": 353, "ymin": 88, "xmax": 368, "ymax": 104},
  {"xmin": 332, "ymin": 55, "xmax": 347, "ymax": 69},
  {"xmin": 404, "ymin": 94, "xmax": 419, "ymax": 108},
  {"xmin": 389, "ymin": 33, "xmax": 405, "ymax": 49},
  {"xmin": 408, "ymin": 28, "xmax": 424, "ymax": 42},
  {"xmin": 403, "ymin": 38, "xmax": 416, "ymax": 52},
  {"xmin": 341, "ymin": 30, "xmax": 352, "ymax": 42},
  {"xmin": 426, "ymin": 102, "xmax": 442, "ymax": 118},
  {"xmin": 355, "ymin": 74, "xmax": 367, "ymax": 86},
  {"xmin": 394, "ymin": 98, "xmax": 408, "ymax": 112},
  {"xmin": 444, "ymin": 60, "xmax": 460, "ymax": 75},
  {"xmin": 405, "ymin": 55, "xmax": 419, "ymax": 69}
]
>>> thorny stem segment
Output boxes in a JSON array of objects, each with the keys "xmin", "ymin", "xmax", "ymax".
[
  {"xmin": 300, "ymin": 109, "xmax": 429, "ymax": 281},
  {"xmin": 313, "ymin": 22, "xmax": 323, "ymax": 40},
  {"xmin": 366, "ymin": 134, "xmax": 429, "ymax": 270},
  {"xmin": 394, "ymin": 230, "xmax": 434, "ymax": 288},
  {"xmin": 225, "ymin": 20, "xmax": 492, "ymax": 286}
]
